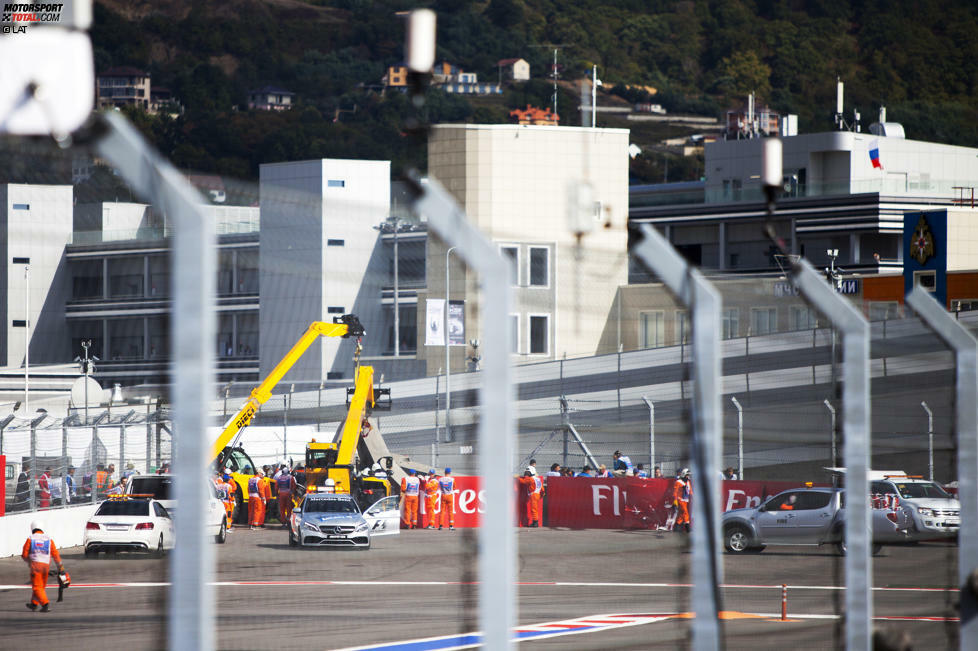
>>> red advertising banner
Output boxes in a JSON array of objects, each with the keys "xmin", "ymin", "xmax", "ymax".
[
  {"xmin": 400, "ymin": 476, "xmax": 818, "ymax": 530},
  {"xmin": 406, "ymin": 475, "xmax": 484, "ymax": 528},
  {"xmin": 545, "ymin": 478, "xmax": 819, "ymax": 530}
]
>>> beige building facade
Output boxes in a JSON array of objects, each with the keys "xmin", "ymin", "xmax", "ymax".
[{"xmin": 420, "ymin": 124, "xmax": 630, "ymax": 373}]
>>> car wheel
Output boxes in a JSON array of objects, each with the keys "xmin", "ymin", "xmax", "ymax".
[
  {"xmin": 724, "ymin": 525, "xmax": 753, "ymax": 553},
  {"xmin": 84, "ymin": 547, "xmax": 95, "ymax": 558},
  {"xmin": 872, "ymin": 543, "xmax": 883, "ymax": 556},
  {"xmin": 289, "ymin": 529, "xmax": 297, "ymax": 547},
  {"xmin": 216, "ymin": 520, "xmax": 227, "ymax": 544},
  {"xmin": 154, "ymin": 535, "xmax": 164, "ymax": 558}
]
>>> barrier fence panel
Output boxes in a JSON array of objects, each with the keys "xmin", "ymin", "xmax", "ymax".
[{"xmin": 0, "ymin": 25, "xmax": 972, "ymax": 651}]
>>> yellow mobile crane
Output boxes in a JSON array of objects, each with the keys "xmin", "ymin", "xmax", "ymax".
[
  {"xmin": 211, "ymin": 314, "xmax": 365, "ymax": 522},
  {"xmin": 302, "ymin": 362, "xmax": 394, "ymax": 508}
]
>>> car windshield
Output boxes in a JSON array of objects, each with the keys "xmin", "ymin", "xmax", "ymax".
[
  {"xmin": 130, "ymin": 477, "xmax": 173, "ymax": 499},
  {"xmin": 892, "ymin": 482, "xmax": 951, "ymax": 499},
  {"xmin": 96, "ymin": 500, "xmax": 150, "ymax": 516},
  {"xmin": 304, "ymin": 498, "xmax": 358, "ymax": 514}
]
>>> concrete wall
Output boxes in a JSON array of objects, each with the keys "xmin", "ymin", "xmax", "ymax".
[
  {"xmin": 0, "ymin": 184, "xmax": 73, "ymax": 367},
  {"xmin": 259, "ymin": 159, "xmax": 390, "ymax": 385},
  {"xmin": 424, "ymin": 124, "xmax": 630, "ymax": 369},
  {"xmin": 0, "ymin": 503, "xmax": 99, "ymax": 558}
]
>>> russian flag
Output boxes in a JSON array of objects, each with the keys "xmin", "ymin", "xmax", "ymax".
[{"xmin": 869, "ymin": 140, "xmax": 882, "ymax": 169}]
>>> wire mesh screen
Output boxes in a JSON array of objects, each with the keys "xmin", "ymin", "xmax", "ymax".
[{"xmin": 0, "ymin": 112, "xmax": 969, "ymax": 650}]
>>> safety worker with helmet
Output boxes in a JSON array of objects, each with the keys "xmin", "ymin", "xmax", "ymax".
[
  {"xmin": 22, "ymin": 520, "xmax": 65, "ymax": 612},
  {"xmin": 401, "ymin": 469, "xmax": 421, "ymax": 529},
  {"xmin": 248, "ymin": 470, "xmax": 267, "ymax": 529},
  {"xmin": 438, "ymin": 467, "xmax": 456, "ymax": 530},
  {"xmin": 517, "ymin": 468, "xmax": 544, "ymax": 527},
  {"xmin": 218, "ymin": 469, "xmax": 235, "ymax": 530},
  {"xmin": 276, "ymin": 464, "xmax": 295, "ymax": 526},
  {"xmin": 673, "ymin": 468, "xmax": 692, "ymax": 533},
  {"xmin": 423, "ymin": 469, "xmax": 440, "ymax": 529}
]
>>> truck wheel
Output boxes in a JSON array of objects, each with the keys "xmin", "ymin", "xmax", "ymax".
[{"xmin": 724, "ymin": 525, "xmax": 753, "ymax": 553}]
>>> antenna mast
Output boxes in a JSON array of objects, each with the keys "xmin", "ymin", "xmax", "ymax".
[{"xmin": 530, "ymin": 43, "xmax": 570, "ymax": 121}]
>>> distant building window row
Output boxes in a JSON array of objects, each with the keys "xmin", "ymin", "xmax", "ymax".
[
  {"xmin": 327, "ymin": 179, "xmax": 345, "ymax": 188},
  {"xmin": 12, "ymin": 204, "xmax": 29, "ymax": 210},
  {"xmin": 327, "ymin": 239, "xmax": 345, "ymax": 246},
  {"xmin": 500, "ymin": 243, "xmax": 550, "ymax": 288}
]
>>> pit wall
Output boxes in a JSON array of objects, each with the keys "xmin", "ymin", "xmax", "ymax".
[{"xmin": 0, "ymin": 503, "xmax": 99, "ymax": 558}]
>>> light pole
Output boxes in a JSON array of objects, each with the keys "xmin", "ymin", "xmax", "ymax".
[
  {"xmin": 641, "ymin": 396, "xmax": 655, "ymax": 470},
  {"xmin": 393, "ymin": 216, "xmax": 400, "ymax": 358},
  {"xmin": 731, "ymin": 396, "xmax": 743, "ymax": 479},
  {"xmin": 445, "ymin": 246, "xmax": 457, "ymax": 442},
  {"xmin": 922, "ymin": 401, "xmax": 934, "ymax": 481},
  {"xmin": 824, "ymin": 398, "xmax": 837, "ymax": 467},
  {"xmin": 79, "ymin": 339, "xmax": 96, "ymax": 425},
  {"xmin": 13, "ymin": 258, "xmax": 30, "ymax": 413}
]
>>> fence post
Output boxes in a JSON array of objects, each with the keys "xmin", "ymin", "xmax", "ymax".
[
  {"xmin": 731, "ymin": 396, "xmax": 743, "ymax": 480},
  {"xmin": 30, "ymin": 419, "xmax": 37, "ymax": 512},
  {"xmin": 921, "ymin": 401, "xmax": 934, "ymax": 482},
  {"xmin": 632, "ymin": 223, "xmax": 724, "ymax": 649},
  {"xmin": 642, "ymin": 396, "xmax": 655, "ymax": 470},
  {"xmin": 120, "ymin": 425, "xmax": 126, "ymax": 481},
  {"xmin": 906, "ymin": 287, "xmax": 978, "ymax": 651}
]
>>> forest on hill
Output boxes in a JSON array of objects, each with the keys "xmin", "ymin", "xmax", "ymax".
[{"xmin": 91, "ymin": 0, "xmax": 978, "ymax": 184}]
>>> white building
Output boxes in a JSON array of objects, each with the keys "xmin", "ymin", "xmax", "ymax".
[
  {"xmin": 258, "ymin": 159, "xmax": 390, "ymax": 384},
  {"xmin": 0, "ymin": 184, "xmax": 74, "ymax": 367},
  {"xmin": 423, "ymin": 124, "xmax": 630, "ymax": 371}
]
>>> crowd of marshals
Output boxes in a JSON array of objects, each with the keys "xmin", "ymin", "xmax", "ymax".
[{"xmin": 400, "ymin": 468, "xmax": 456, "ymax": 530}]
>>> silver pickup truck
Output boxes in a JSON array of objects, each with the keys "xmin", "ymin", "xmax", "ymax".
[{"xmin": 722, "ymin": 487, "xmax": 905, "ymax": 555}]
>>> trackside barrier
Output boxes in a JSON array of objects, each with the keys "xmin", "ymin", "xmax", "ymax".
[
  {"xmin": 0, "ymin": 503, "xmax": 99, "ymax": 558},
  {"xmin": 906, "ymin": 286, "xmax": 978, "ymax": 651},
  {"xmin": 400, "ymin": 478, "xmax": 827, "ymax": 530}
]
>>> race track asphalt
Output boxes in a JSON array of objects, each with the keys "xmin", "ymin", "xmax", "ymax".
[{"xmin": 0, "ymin": 524, "xmax": 960, "ymax": 650}]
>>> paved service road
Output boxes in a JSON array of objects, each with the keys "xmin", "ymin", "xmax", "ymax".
[{"xmin": 0, "ymin": 526, "xmax": 959, "ymax": 649}]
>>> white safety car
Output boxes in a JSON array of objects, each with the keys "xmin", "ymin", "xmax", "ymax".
[{"xmin": 84, "ymin": 497, "xmax": 175, "ymax": 557}]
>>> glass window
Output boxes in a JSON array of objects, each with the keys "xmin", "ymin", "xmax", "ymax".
[
  {"xmin": 395, "ymin": 240, "xmax": 426, "ymax": 287},
  {"xmin": 108, "ymin": 318, "xmax": 143, "ymax": 360},
  {"xmin": 71, "ymin": 260, "xmax": 103, "ymax": 299},
  {"xmin": 237, "ymin": 312, "xmax": 258, "ymax": 356},
  {"xmin": 639, "ymin": 311, "xmax": 664, "ymax": 349},
  {"xmin": 148, "ymin": 255, "xmax": 169, "ymax": 297},
  {"xmin": 95, "ymin": 501, "xmax": 150, "ymax": 516},
  {"xmin": 129, "ymin": 476, "xmax": 172, "ymax": 500},
  {"xmin": 304, "ymin": 497, "xmax": 358, "ymax": 513},
  {"xmin": 385, "ymin": 304, "xmax": 417, "ymax": 354},
  {"xmin": 327, "ymin": 180, "xmax": 345, "ymax": 188},
  {"xmin": 501, "ymin": 246, "xmax": 518, "ymax": 285},
  {"xmin": 914, "ymin": 270, "xmax": 936, "ymax": 292},
  {"xmin": 217, "ymin": 250, "xmax": 234, "ymax": 296},
  {"xmin": 71, "ymin": 321, "xmax": 104, "ymax": 360},
  {"xmin": 750, "ymin": 307, "xmax": 777, "ymax": 335},
  {"xmin": 529, "ymin": 247, "xmax": 549, "ymax": 287},
  {"xmin": 236, "ymin": 249, "xmax": 259, "ymax": 294},
  {"xmin": 108, "ymin": 256, "xmax": 144, "ymax": 298},
  {"xmin": 529, "ymin": 315, "xmax": 549, "ymax": 355},
  {"xmin": 789, "ymin": 306, "xmax": 817, "ymax": 331},
  {"xmin": 147, "ymin": 316, "xmax": 169, "ymax": 359},
  {"xmin": 218, "ymin": 314, "xmax": 234, "ymax": 358},
  {"xmin": 722, "ymin": 308, "xmax": 739, "ymax": 340}
]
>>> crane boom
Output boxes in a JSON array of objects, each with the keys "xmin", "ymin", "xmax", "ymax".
[{"xmin": 211, "ymin": 315, "xmax": 364, "ymax": 467}]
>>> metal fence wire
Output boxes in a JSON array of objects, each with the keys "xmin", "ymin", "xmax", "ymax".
[{"xmin": 0, "ymin": 98, "xmax": 972, "ymax": 651}]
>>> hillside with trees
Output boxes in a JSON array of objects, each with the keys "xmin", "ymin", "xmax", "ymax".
[{"xmin": 90, "ymin": 0, "xmax": 978, "ymax": 184}]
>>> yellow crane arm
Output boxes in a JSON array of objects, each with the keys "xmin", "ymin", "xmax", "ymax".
[
  {"xmin": 211, "ymin": 316, "xmax": 364, "ymax": 465},
  {"xmin": 328, "ymin": 364, "xmax": 375, "ymax": 493}
]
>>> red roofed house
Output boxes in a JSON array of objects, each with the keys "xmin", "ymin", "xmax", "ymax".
[{"xmin": 509, "ymin": 105, "xmax": 559, "ymax": 126}]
